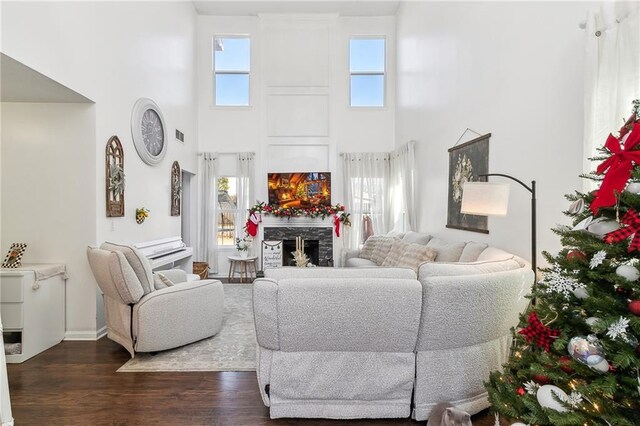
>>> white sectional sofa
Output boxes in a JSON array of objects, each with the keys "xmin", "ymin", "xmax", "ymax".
[{"xmin": 253, "ymin": 236, "xmax": 534, "ymax": 421}]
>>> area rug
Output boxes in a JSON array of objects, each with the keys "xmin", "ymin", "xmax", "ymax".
[{"xmin": 118, "ymin": 284, "xmax": 256, "ymax": 372}]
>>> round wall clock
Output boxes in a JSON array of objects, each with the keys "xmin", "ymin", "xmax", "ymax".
[{"xmin": 131, "ymin": 98, "xmax": 167, "ymax": 166}]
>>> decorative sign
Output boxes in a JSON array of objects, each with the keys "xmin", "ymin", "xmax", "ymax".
[
  {"xmin": 262, "ymin": 240, "xmax": 283, "ymax": 269},
  {"xmin": 2, "ymin": 243, "xmax": 27, "ymax": 268}
]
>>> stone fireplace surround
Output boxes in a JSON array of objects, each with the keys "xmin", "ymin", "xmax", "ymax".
[{"xmin": 263, "ymin": 226, "xmax": 334, "ymax": 267}]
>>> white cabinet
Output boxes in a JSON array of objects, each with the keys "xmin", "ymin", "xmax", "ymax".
[
  {"xmin": 0, "ymin": 265, "xmax": 66, "ymax": 363},
  {"xmin": 0, "ymin": 318, "xmax": 13, "ymax": 426}
]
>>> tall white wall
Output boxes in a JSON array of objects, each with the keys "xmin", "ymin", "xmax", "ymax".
[
  {"xmin": 396, "ymin": 1, "xmax": 594, "ymax": 265},
  {"xmin": 1, "ymin": 1, "xmax": 199, "ymax": 336},
  {"xmin": 197, "ymin": 14, "xmax": 396, "ymax": 273}
]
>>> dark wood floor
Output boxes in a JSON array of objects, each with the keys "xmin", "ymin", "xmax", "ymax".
[{"xmin": 6, "ymin": 338, "xmax": 498, "ymax": 425}]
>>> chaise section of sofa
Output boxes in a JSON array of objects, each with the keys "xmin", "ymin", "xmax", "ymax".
[{"xmin": 253, "ymin": 269, "xmax": 422, "ymax": 419}]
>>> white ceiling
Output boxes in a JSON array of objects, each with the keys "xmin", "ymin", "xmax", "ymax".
[
  {"xmin": 193, "ymin": 0, "xmax": 401, "ymax": 16},
  {"xmin": 1, "ymin": 53, "xmax": 92, "ymax": 103}
]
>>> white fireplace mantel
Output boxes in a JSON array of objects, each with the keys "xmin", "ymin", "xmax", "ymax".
[{"xmin": 261, "ymin": 215, "xmax": 333, "ymax": 228}]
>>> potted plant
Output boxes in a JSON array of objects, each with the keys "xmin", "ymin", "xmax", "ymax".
[{"xmin": 236, "ymin": 237, "xmax": 252, "ymax": 258}]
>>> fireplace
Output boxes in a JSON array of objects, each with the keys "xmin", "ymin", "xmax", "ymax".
[
  {"xmin": 282, "ymin": 239, "xmax": 320, "ymax": 266},
  {"xmin": 263, "ymin": 226, "xmax": 333, "ymax": 267}
]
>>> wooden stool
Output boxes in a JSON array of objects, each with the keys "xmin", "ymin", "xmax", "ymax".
[{"xmin": 228, "ymin": 256, "xmax": 258, "ymax": 283}]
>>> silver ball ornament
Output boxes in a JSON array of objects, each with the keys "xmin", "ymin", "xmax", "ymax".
[{"xmin": 615, "ymin": 264, "xmax": 640, "ymax": 281}]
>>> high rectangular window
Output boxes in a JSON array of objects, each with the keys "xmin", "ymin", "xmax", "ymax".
[
  {"xmin": 214, "ymin": 37, "xmax": 250, "ymax": 106},
  {"xmin": 350, "ymin": 38, "xmax": 385, "ymax": 107}
]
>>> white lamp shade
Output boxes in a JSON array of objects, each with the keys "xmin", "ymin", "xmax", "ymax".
[{"xmin": 461, "ymin": 182, "xmax": 510, "ymax": 216}]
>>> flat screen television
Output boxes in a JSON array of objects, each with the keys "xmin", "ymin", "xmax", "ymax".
[{"xmin": 268, "ymin": 173, "xmax": 331, "ymax": 208}]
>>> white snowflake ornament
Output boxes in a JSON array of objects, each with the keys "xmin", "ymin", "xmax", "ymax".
[
  {"xmin": 590, "ymin": 250, "xmax": 607, "ymax": 269},
  {"xmin": 565, "ymin": 391, "xmax": 583, "ymax": 408},
  {"xmin": 542, "ymin": 264, "xmax": 586, "ymax": 299},
  {"xmin": 524, "ymin": 380, "xmax": 540, "ymax": 395},
  {"xmin": 606, "ymin": 316, "xmax": 630, "ymax": 341}
]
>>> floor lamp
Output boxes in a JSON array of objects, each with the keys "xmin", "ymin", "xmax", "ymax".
[{"xmin": 461, "ymin": 174, "xmax": 537, "ymax": 273}]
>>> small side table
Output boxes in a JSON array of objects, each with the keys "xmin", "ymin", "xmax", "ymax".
[{"xmin": 228, "ymin": 256, "xmax": 258, "ymax": 283}]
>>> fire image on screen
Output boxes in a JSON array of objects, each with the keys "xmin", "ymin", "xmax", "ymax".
[{"xmin": 268, "ymin": 173, "xmax": 331, "ymax": 208}]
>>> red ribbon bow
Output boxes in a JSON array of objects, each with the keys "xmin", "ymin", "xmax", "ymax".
[
  {"xmin": 518, "ymin": 312, "xmax": 561, "ymax": 352},
  {"xmin": 604, "ymin": 209, "xmax": 640, "ymax": 252},
  {"xmin": 590, "ymin": 123, "xmax": 640, "ymax": 214}
]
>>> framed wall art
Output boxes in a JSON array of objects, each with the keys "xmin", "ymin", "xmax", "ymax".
[
  {"xmin": 261, "ymin": 240, "xmax": 283, "ymax": 270},
  {"xmin": 2, "ymin": 243, "xmax": 27, "ymax": 268},
  {"xmin": 446, "ymin": 133, "xmax": 491, "ymax": 234}
]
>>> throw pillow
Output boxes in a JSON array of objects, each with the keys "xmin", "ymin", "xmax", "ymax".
[
  {"xmin": 153, "ymin": 273, "xmax": 175, "ymax": 290},
  {"xmin": 360, "ymin": 236, "xmax": 381, "ymax": 261},
  {"xmin": 459, "ymin": 242, "xmax": 489, "ymax": 262},
  {"xmin": 396, "ymin": 243, "xmax": 437, "ymax": 270},
  {"xmin": 425, "ymin": 238, "xmax": 466, "ymax": 262},
  {"xmin": 381, "ymin": 240, "xmax": 408, "ymax": 267},
  {"xmin": 370, "ymin": 237, "xmax": 397, "ymax": 265},
  {"xmin": 401, "ymin": 231, "xmax": 432, "ymax": 245}
]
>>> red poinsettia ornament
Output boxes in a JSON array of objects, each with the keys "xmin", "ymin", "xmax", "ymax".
[{"xmin": 590, "ymin": 119, "xmax": 640, "ymax": 215}]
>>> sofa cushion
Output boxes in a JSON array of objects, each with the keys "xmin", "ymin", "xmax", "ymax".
[
  {"xmin": 425, "ymin": 238, "xmax": 466, "ymax": 262},
  {"xmin": 396, "ymin": 244, "xmax": 437, "ymax": 270},
  {"xmin": 386, "ymin": 230, "xmax": 406, "ymax": 239},
  {"xmin": 459, "ymin": 242, "xmax": 489, "ymax": 262},
  {"xmin": 345, "ymin": 257, "xmax": 378, "ymax": 267},
  {"xmin": 101, "ymin": 242, "xmax": 154, "ymax": 295},
  {"xmin": 370, "ymin": 237, "xmax": 396, "ymax": 265},
  {"xmin": 418, "ymin": 258, "xmax": 522, "ymax": 278},
  {"xmin": 477, "ymin": 246, "xmax": 514, "ymax": 262},
  {"xmin": 401, "ymin": 231, "xmax": 432, "ymax": 245}
]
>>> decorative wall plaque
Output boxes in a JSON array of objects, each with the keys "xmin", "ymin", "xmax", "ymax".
[{"xmin": 106, "ymin": 136, "xmax": 125, "ymax": 217}]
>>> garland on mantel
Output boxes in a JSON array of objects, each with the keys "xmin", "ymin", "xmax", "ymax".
[{"xmin": 244, "ymin": 201, "xmax": 351, "ymax": 237}]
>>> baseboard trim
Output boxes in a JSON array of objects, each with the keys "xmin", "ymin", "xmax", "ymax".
[{"xmin": 64, "ymin": 326, "xmax": 107, "ymax": 341}]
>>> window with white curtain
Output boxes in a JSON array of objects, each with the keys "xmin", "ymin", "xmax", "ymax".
[{"xmin": 216, "ymin": 176, "xmax": 239, "ymax": 246}]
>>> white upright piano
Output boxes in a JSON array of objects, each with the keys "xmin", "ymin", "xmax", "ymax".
[{"xmin": 134, "ymin": 237, "xmax": 193, "ymax": 273}]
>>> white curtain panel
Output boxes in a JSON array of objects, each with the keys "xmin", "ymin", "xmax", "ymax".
[
  {"xmin": 341, "ymin": 152, "xmax": 389, "ymax": 251},
  {"xmin": 198, "ymin": 153, "xmax": 219, "ymax": 273},
  {"xmin": 236, "ymin": 152, "xmax": 256, "ymax": 255},
  {"xmin": 389, "ymin": 141, "xmax": 417, "ymax": 232},
  {"xmin": 584, "ymin": 2, "xmax": 640, "ymax": 186}
]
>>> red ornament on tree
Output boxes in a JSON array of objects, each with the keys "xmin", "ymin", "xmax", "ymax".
[
  {"xmin": 533, "ymin": 374, "xmax": 550, "ymax": 385},
  {"xmin": 558, "ymin": 356, "xmax": 574, "ymax": 374},
  {"xmin": 517, "ymin": 387, "xmax": 525, "ymax": 396},
  {"xmin": 629, "ymin": 300, "xmax": 640, "ymax": 316},
  {"xmin": 567, "ymin": 250, "xmax": 587, "ymax": 262},
  {"xmin": 518, "ymin": 312, "xmax": 561, "ymax": 352},
  {"xmin": 616, "ymin": 286, "xmax": 633, "ymax": 297}
]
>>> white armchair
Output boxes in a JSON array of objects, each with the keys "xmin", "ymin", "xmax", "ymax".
[{"xmin": 87, "ymin": 243, "xmax": 224, "ymax": 357}]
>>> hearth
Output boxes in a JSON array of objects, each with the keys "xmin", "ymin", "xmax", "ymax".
[
  {"xmin": 263, "ymin": 226, "xmax": 333, "ymax": 267},
  {"xmin": 282, "ymin": 239, "xmax": 319, "ymax": 266}
]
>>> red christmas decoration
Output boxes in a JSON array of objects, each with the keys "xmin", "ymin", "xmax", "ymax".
[
  {"xmin": 333, "ymin": 215, "xmax": 341, "ymax": 237},
  {"xmin": 604, "ymin": 209, "xmax": 640, "ymax": 252},
  {"xmin": 517, "ymin": 387, "xmax": 525, "ymax": 396},
  {"xmin": 518, "ymin": 312, "xmax": 561, "ymax": 352},
  {"xmin": 616, "ymin": 286, "xmax": 633, "ymax": 297},
  {"xmin": 590, "ymin": 122, "xmax": 640, "ymax": 214},
  {"xmin": 533, "ymin": 374, "xmax": 550, "ymax": 385},
  {"xmin": 558, "ymin": 356, "xmax": 574, "ymax": 374},
  {"xmin": 608, "ymin": 364, "xmax": 617, "ymax": 373},
  {"xmin": 245, "ymin": 211, "xmax": 261, "ymax": 237},
  {"xmin": 629, "ymin": 300, "xmax": 640, "ymax": 316},
  {"xmin": 566, "ymin": 250, "xmax": 587, "ymax": 262}
]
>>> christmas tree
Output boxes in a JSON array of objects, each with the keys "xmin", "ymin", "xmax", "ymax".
[{"xmin": 486, "ymin": 100, "xmax": 640, "ymax": 426}]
